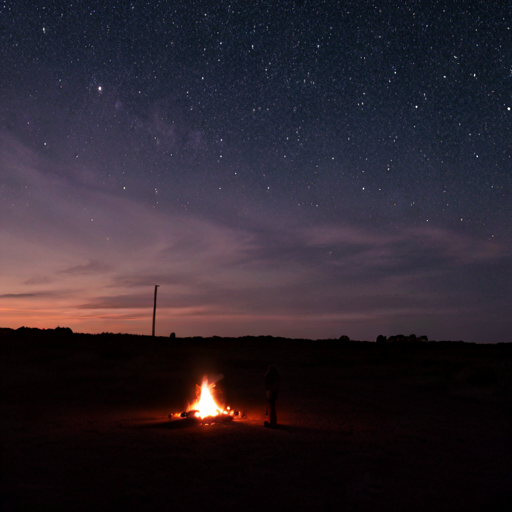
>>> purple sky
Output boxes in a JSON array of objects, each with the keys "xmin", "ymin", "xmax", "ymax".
[{"xmin": 1, "ymin": 2, "xmax": 511, "ymax": 342}]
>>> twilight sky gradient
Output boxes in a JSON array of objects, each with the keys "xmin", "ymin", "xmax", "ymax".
[{"xmin": 1, "ymin": 1, "xmax": 511, "ymax": 342}]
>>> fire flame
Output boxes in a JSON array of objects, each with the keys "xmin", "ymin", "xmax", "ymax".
[{"xmin": 189, "ymin": 377, "xmax": 227, "ymax": 419}]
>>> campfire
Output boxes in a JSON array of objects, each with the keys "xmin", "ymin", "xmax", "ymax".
[{"xmin": 171, "ymin": 376, "xmax": 242, "ymax": 424}]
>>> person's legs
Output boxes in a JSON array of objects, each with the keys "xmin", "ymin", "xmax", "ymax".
[{"xmin": 266, "ymin": 390, "xmax": 278, "ymax": 425}]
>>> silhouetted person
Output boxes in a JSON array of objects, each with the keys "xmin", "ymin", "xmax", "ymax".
[{"xmin": 264, "ymin": 364, "xmax": 280, "ymax": 427}]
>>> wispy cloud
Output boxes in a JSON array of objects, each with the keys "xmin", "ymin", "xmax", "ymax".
[
  {"xmin": 0, "ymin": 291, "xmax": 56, "ymax": 299},
  {"xmin": 23, "ymin": 276, "xmax": 56, "ymax": 285},
  {"xmin": 59, "ymin": 259, "xmax": 112, "ymax": 276},
  {"xmin": 1, "ymin": 293, "xmax": 38, "ymax": 299}
]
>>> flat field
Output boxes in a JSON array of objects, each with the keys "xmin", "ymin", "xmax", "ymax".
[{"xmin": 1, "ymin": 329, "xmax": 511, "ymax": 511}]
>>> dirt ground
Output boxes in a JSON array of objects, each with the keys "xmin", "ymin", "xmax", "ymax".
[{"xmin": 1, "ymin": 329, "xmax": 511, "ymax": 511}]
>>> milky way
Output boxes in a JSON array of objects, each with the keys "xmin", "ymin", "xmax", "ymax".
[{"xmin": 1, "ymin": 1, "xmax": 511, "ymax": 341}]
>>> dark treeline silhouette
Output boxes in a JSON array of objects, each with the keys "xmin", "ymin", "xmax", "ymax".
[{"xmin": 2, "ymin": 327, "xmax": 510, "ymax": 351}]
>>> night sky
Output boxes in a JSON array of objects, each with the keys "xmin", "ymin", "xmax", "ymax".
[{"xmin": 1, "ymin": 1, "xmax": 511, "ymax": 342}]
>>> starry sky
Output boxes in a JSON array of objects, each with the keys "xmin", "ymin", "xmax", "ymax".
[{"xmin": 1, "ymin": 1, "xmax": 511, "ymax": 342}]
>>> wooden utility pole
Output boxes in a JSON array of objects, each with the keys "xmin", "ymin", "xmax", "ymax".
[{"xmin": 152, "ymin": 285, "xmax": 159, "ymax": 337}]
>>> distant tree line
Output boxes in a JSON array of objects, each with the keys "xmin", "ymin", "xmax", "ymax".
[{"xmin": 339, "ymin": 334, "xmax": 429, "ymax": 343}]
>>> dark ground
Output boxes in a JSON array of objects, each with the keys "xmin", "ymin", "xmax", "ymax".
[{"xmin": 1, "ymin": 328, "xmax": 511, "ymax": 511}]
